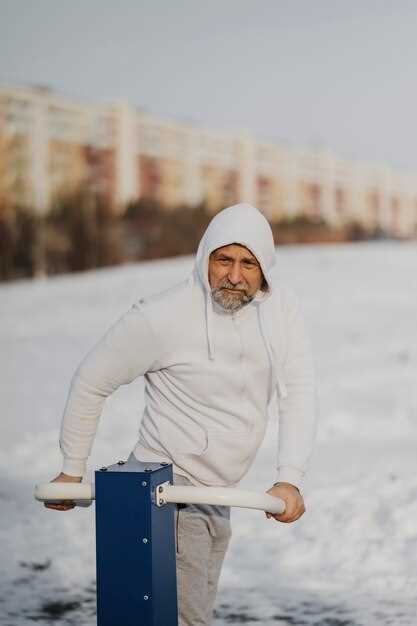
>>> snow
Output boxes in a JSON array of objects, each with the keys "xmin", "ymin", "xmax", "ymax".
[{"xmin": 1, "ymin": 242, "xmax": 416, "ymax": 625}]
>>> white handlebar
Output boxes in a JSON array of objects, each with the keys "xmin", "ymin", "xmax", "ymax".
[
  {"xmin": 162, "ymin": 485, "xmax": 285, "ymax": 514},
  {"xmin": 34, "ymin": 483, "xmax": 95, "ymax": 501},
  {"xmin": 34, "ymin": 482, "xmax": 285, "ymax": 514}
]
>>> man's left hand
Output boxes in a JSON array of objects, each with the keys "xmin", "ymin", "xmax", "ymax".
[{"xmin": 265, "ymin": 482, "xmax": 305, "ymax": 523}]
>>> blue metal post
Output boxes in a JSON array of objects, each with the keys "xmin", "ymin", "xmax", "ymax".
[{"xmin": 95, "ymin": 460, "xmax": 178, "ymax": 626}]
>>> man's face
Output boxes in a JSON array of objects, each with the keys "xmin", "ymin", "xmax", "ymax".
[{"xmin": 208, "ymin": 244, "xmax": 264, "ymax": 312}]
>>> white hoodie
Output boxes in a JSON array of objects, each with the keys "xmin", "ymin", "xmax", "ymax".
[{"xmin": 60, "ymin": 203, "xmax": 316, "ymax": 489}]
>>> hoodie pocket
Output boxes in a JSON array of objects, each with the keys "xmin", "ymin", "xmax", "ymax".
[{"xmin": 179, "ymin": 427, "xmax": 264, "ymax": 485}]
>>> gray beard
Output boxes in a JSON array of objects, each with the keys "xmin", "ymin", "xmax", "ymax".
[{"xmin": 211, "ymin": 281, "xmax": 254, "ymax": 313}]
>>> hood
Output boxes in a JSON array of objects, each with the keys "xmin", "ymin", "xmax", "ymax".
[
  {"xmin": 195, "ymin": 202, "xmax": 276, "ymax": 297},
  {"xmin": 193, "ymin": 203, "xmax": 282, "ymax": 404}
]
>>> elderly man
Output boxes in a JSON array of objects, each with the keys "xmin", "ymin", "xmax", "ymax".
[{"xmin": 46, "ymin": 203, "xmax": 316, "ymax": 626}]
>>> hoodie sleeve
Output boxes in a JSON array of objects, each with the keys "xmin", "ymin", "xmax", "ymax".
[
  {"xmin": 59, "ymin": 303, "xmax": 161, "ymax": 477},
  {"xmin": 275, "ymin": 289, "xmax": 317, "ymax": 491}
]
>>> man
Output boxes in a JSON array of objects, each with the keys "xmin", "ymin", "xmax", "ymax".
[{"xmin": 46, "ymin": 203, "xmax": 317, "ymax": 626}]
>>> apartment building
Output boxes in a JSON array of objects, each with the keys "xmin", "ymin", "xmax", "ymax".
[{"xmin": 0, "ymin": 84, "xmax": 416, "ymax": 237}]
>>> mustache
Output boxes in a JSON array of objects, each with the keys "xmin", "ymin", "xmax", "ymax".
[{"xmin": 217, "ymin": 279, "xmax": 248, "ymax": 293}]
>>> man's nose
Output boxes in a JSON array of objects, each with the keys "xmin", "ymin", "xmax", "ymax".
[{"xmin": 228, "ymin": 262, "xmax": 243, "ymax": 285}]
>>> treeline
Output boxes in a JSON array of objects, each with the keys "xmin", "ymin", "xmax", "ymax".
[
  {"xmin": 0, "ymin": 192, "xmax": 372, "ymax": 282},
  {"xmin": 0, "ymin": 191, "xmax": 123, "ymax": 281}
]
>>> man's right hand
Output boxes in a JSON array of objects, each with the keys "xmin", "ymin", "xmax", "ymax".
[{"xmin": 44, "ymin": 472, "xmax": 83, "ymax": 511}]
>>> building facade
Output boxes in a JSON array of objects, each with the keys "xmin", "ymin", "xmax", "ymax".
[{"xmin": 0, "ymin": 84, "xmax": 416, "ymax": 237}]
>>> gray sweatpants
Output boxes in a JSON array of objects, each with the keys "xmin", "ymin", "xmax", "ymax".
[{"xmin": 173, "ymin": 473, "xmax": 232, "ymax": 626}]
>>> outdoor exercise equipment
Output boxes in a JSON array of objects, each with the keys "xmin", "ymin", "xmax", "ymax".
[{"xmin": 34, "ymin": 459, "xmax": 285, "ymax": 626}]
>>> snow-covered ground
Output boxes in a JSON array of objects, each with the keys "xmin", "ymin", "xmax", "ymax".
[{"xmin": 1, "ymin": 241, "xmax": 416, "ymax": 625}]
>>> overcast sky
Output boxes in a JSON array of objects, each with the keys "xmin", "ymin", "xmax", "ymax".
[{"xmin": 1, "ymin": 1, "xmax": 417, "ymax": 170}]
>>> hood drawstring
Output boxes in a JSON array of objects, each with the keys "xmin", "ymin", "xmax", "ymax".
[
  {"xmin": 258, "ymin": 304, "xmax": 288, "ymax": 402},
  {"xmin": 201, "ymin": 269, "xmax": 286, "ymax": 400},
  {"xmin": 206, "ymin": 292, "xmax": 215, "ymax": 360},
  {"xmin": 257, "ymin": 304, "xmax": 275, "ymax": 404}
]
